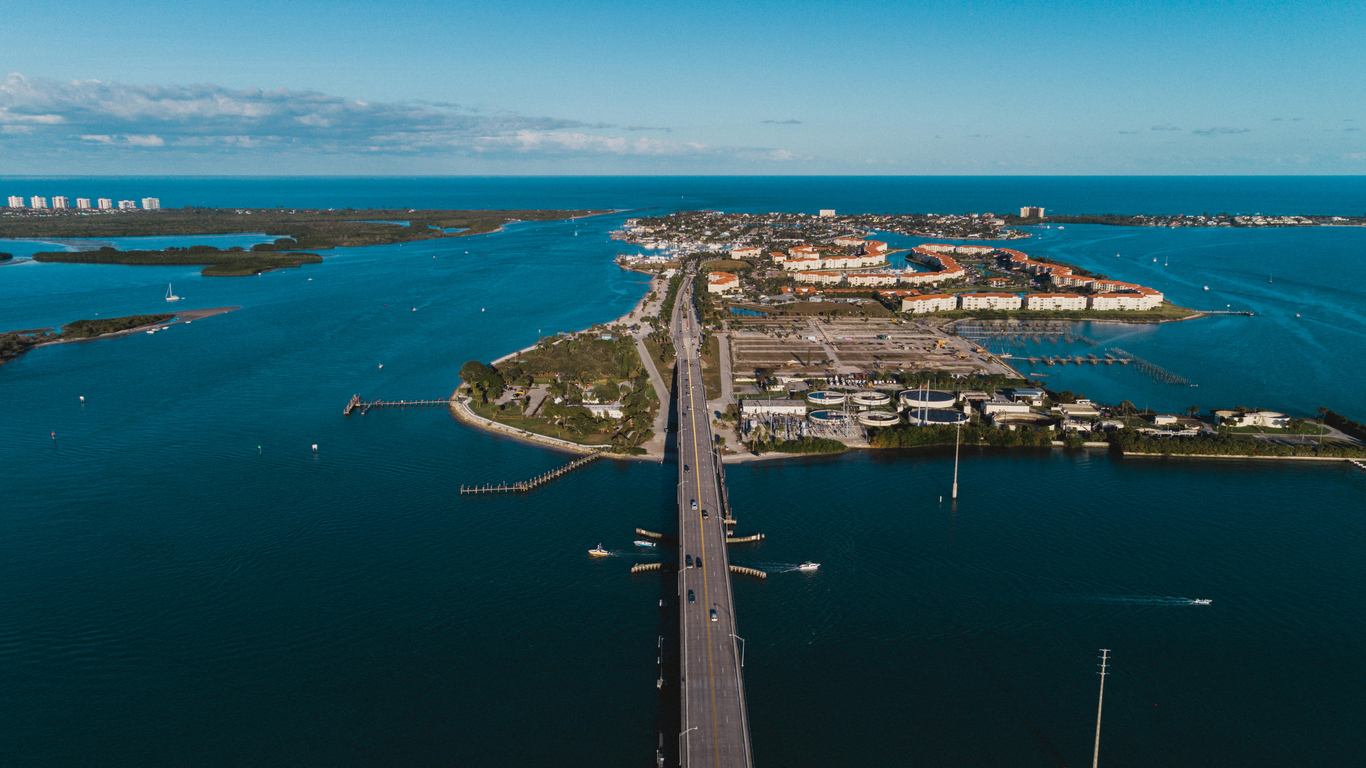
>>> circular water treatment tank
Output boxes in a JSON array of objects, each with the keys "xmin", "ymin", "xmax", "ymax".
[
  {"xmin": 851, "ymin": 390, "xmax": 892, "ymax": 407},
  {"xmin": 907, "ymin": 409, "xmax": 969, "ymax": 426},
  {"xmin": 898, "ymin": 389, "xmax": 956, "ymax": 409},
  {"xmin": 992, "ymin": 412, "xmax": 1056, "ymax": 429},
  {"xmin": 806, "ymin": 390, "xmax": 847, "ymax": 406},
  {"xmin": 856, "ymin": 410, "xmax": 901, "ymax": 427},
  {"xmin": 808, "ymin": 409, "xmax": 850, "ymax": 423}
]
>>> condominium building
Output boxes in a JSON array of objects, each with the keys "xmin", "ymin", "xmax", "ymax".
[
  {"xmin": 30, "ymin": 196, "xmax": 48, "ymax": 209},
  {"xmin": 76, "ymin": 198, "xmax": 91, "ymax": 209},
  {"xmin": 1019, "ymin": 206, "xmax": 1045, "ymax": 218},
  {"xmin": 98, "ymin": 198, "xmax": 113, "ymax": 210},
  {"xmin": 818, "ymin": 209, "xmax": 835, "ymax": 217},
  {"xmin": 901, "ymin": 294, "xmax": 958, "ymax": 314},
  {"xmin": 845, "ymin": 272, "xmax": 899, "ymax": 287},
  {"xmin": 6, "ymin": 195, "xmax": 22, "ymax": 208},
  {"xmin": 958, "ymin": 292, "xmax": 1023, "ymax": 311},
  {"xmin": 729, "ymin": 246, "xmax": 762, "ymax": 259},
  {"xmin": 118, "ymin": 200, "xmax": 137, "ymax": 210},
  {"xmin": 707, "ymin": 271, "xmax": 740, "ymax": 294},
  {"xmin": 794, "ymin": 271, "xmax": 844, "ymax": 285},
  {"xmin": 1024, "ymin": 293, "xmax": 1087, "ymax": 311},
  {"xmin": 52, "ymin": 196, "xmax": 69, "ymax": 209},
  {"xmin": 141, "ymin": 197, "xmax": 161, "ymax": 210}
]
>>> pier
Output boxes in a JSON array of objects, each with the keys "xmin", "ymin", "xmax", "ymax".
[
  {"xmin": 343, "ymin": 394, "xmax": 452, "ymax": 416},
  {"xmin": 1108, "ymin": 348, "xmax": 1192, "ymax": 385},
  {"xmin": 460, "ymin": 450, "xmax": 605, "ymax": 494}
]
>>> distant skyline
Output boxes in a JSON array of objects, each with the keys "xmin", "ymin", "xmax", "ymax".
[{"xmin": 2, "ymin": 0, "xmax": 1364, "ymax": 175}]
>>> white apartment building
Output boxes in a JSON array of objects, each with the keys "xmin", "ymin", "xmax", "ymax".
[
  {"xmin": 818, "ymin": 209, "xmax": 835, "ymax": 217},
  {"xmin": 901, "ymin": 294, "xmax": 958, "ymax": 314},
  {"xmin": 118, "ymin": 200, "xmax": 137, "ymax": 210},
  {"xmin": 76, "ymin": 198, "xmax": 91, "ymax": 209},
  {"xmin": 958, "ymin": 292, "xmax": 1023, "ymax": 311},
  {"xmin": 845, "ymin": 272, "xmax": 899, "ymax": 287},
  {"xmin": 782, "ymin": 257, "xmax": 823, "ymax": 272},
  {"xmin": 141, "ymin": 197, "xmax": 161, "ymax": 210},
  {"xmin": 794, "ymin": 271, "xmax": 844, "ymax": 285},
  {"xmin": 1024, "ymin": 293, "xmax": 1087, "ymax": 311},
  {"xmin": 1089, "ymin": 293, "xmax": 1153, "ymax": 311},
  {"xmin": 707, "ymin": 271, "xmax": 740, "ymax": 294},
  {"xmin": 52, "ymin": 196, "xmax": 69, "ymax": 209},
  {"xmin": 30, "ymin": 196, "xmax": 48, "ymax": 209},
  {"xmin": 730, "ymin": 246, "xmax": 762, "ymax": 258},
  {"xmin": 7, "ymin": 195, "xmax": 23, "ymax": 208},
  {"xmin": 833, "ymin": 236, "xmax": 865, "ymax": 247},
  {"xmin": 98, "ymin": 198, "xmax": 113, "ymax": 210}
]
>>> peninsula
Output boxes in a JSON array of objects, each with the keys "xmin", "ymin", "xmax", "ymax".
[{"xmin": 1, "ymin": 307, "xmax": 239, "ymax": 365}]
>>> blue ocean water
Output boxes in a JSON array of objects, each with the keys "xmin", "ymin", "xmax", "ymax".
[{"xmin": 2, "ymin": 177, "xmax": 1365, "ymax": 767}]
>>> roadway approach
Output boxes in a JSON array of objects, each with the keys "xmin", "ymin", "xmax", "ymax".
[{"xmin": 671, "ymin": 269, "xmax": 753, "ymax": 768}]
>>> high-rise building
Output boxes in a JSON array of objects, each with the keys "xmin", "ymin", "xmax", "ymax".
[
  {"xmin": 52, "ymin": 196, "xmax": 69, "ymax": 209},
  {"xmin": 818, "ymin": 209, "xmax": 836, "ymax": 217},
  {"xmin": 118, "ymin": 200, "xmax": 137, "ymax": 210},
  {"xmin": 141, "ymin": 197, "xmax": 161, "ymax": 210},
  {"xmin": 98, "ymin": 198, "xmax": 113, "ymax": 210},
  {"xmin": 76, "ymin": 198, "xmax": 91, "ymax": 209},
  {"xmin": 1019, "ymin": 206, "xmax": 1045, "ymax": 218},
  {"xmin": 31, "ymin": 196, "xmax": 48, "ymax": 209},
  {"xmin": 6, "ymin": 195, "xmax": 23, "ymax": 208}
]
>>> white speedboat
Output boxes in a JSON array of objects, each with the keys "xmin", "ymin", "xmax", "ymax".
[
  {"xmin": 634, "ymin": 540, "xmax": 657, "ymax": 548},
  {"xmin": 798, "ymin": 562, "xmax": 819, "ymax": 572},
  {"xmin": 589, "ymin": 543, "xmax": 610, "ymax": 557},
  {"xmin": 1190, "ymin": 598, "xmax": 1212, "ymax": 605}
]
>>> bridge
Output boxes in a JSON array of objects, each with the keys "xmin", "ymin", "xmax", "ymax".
[{"xmin": 671, "ymin": 268, "xmax": 753, "ymax": 768}]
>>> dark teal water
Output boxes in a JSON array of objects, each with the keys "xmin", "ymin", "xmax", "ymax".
[{"xmin": 3, "ymin": 177, "xmax": 1365, "ymax": 766}]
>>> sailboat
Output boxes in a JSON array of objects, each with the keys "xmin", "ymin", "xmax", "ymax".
[{"xmin": 165, "ymin": 284, "xmax": 181, "ymax": 302}]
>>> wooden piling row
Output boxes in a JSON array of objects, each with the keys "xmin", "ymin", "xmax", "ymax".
[
  {"xmin": 725, "ymin": 533, "xmax": 765, "ymax": 544},
  {"xmin": 636, "ymin": 528, "xmax": 664, "ymax": 539},
  {"xmin": 1109, "ymin": 348, "xmax": 1191, "ymax": 385},
  {"xmin": 631, "ymin": 563, "xmax": 663, "ymax": 574},
  {"xmin": 460, "ymin": 450, "xmax": 605, "ymax": 495},
  {"xmin": 729, "ymin": 565, "xmax": 767, "ymax": 579}
]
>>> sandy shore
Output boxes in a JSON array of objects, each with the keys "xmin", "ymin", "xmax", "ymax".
[{"xmin": 36, "ymin": 306, "xmax": 243, "ymax": 347}]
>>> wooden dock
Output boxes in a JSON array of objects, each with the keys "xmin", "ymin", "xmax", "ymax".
[
  {"xmin": 344, "ymin": 394, "xmax": 451, "ymax": 416},
  {"xmin": 460, "ymin": 450, "xmax": 606, "ymax": 495}
]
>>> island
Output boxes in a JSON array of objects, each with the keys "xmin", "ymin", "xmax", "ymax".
[
  {"xmin": 1, "ymin": 307, "xmax": 240, "ymax": 365},
  {"xmin": 31, "ymin": 245, "xmax": 323, "ymax": 276}
]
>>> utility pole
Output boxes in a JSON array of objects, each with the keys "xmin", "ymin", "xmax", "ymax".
[
  {"xmin": 951, "ymin": 421, "xmax": 961, "ymax": 499},
  {"xmin": 1092, "ymin": 649, "xmax": 1110, "ymax": 768}
]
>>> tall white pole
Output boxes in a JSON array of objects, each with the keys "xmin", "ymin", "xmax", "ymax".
[
  {"xmin": 1092, "ymin": 649, "xmax": 1110, "ymax": 768},
  {"xmin": 951, "ymin": 422, "xmax": 960, "ymax": 499}
]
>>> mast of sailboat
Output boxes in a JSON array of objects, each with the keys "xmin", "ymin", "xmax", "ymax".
[
  {"xmin": 951, "ymin": 420, "xmax": 960, "ymax": 500},
  {"xmin": 1092, "ymin": 649, "xmax": 1111, "ymax": 768}
]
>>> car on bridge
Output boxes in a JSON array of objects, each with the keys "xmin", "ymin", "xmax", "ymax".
[
  {"xmin": 688, "ymin": 589, "xmax": 695, "ymax": 604},
  {"xmin": 686, "ymin": 554, "xmax": 693, "ymax": 568},
  {"xmin": 710, "ymin": 609, "xmax": 718, "ymax": 622},
  {"xmin": 691, "ymin": 500, "xmax": 698, "ymax": 510}
]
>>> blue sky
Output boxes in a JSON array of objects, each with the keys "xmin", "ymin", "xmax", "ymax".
[{"xmin": 1, "ymin": 0, "xmax": 1363, "ymax": 174}]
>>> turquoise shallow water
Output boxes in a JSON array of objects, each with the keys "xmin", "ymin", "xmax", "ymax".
[{"xmin": 2, "ymin": 177, "xmax": 1365, "ymax": 766}]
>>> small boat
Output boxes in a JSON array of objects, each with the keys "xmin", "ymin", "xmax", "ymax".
[
  {"xmin": 798, "ymin": 561, "xmax": 820, "ymax": 571},
  {"xmin": 634, "ymin": 540, "xmax": 657, "ymax": 548},
  {"xmin": 1190, "ymin": 598, "xmax": 1212, "ymax": 605},
  {"xmin": 589, "ymin": 543, "xmax": 610, "ymax": 557},
  {"xmin": 165, "ymin": 284, "xmax": 181, "ymax": 302},
  {"xmin": 145, "ymin": 329, "xmax": 156, "ymax": 334}
]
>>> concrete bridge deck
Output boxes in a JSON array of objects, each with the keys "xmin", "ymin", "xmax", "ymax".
[{"xmin": 672, "ymin": 271, "xmax": 752, "ymax": 768}]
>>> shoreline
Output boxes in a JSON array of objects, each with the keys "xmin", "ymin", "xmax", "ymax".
[{"xmin": 35, "ymin": 306, "xmax": 242, "ymax": 347}]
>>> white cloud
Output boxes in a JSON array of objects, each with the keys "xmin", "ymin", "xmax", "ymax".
[{"xmin": 0, "ymin": 72, "xmax": 788, "ymax": 166}]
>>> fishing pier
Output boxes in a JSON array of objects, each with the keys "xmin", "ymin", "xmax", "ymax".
[
  {"xmin": 344, "ymin": 394, "xmax": 452, "ymax": 416},
  {"xmin": 459, "ymin": 450, "xmax": 605, "ymax": 495}
]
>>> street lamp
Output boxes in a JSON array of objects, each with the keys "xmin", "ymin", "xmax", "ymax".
[
  {"xmin": 680, "ymin": 726, "xmax": 699, "ymax": 763},
  {"xmin": 731, "ymin": 633, "xmax": 746, "ymax": 667}
]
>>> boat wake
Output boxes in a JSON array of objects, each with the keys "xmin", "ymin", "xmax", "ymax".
[{"xmin": 1079, "ymin": 595, "xmax": 1210, "ymax": 606}]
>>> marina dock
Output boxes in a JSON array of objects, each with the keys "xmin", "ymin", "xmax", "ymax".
[{"xmin": 460, "ymin": 450, "xmax": 605, "ymax": 494}]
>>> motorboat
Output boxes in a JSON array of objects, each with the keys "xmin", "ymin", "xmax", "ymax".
[
  {"xmin": 634, "ymin": 540, "xmax": 657, "ymax": 548},
  {"xmin": 798, "ymin": 562, "xmax": 820, "ymax": 571},
  {"xmin": 589, "ymin": 543, "xmax": 610, "ymax": 557},
  {"xmin": 1190, "ymin": 598, "xmax": 1212, "ymax": 605}
]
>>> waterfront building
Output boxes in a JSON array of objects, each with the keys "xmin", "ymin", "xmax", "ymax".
[
  {"xmin": 1213, "ymin": 409, "xmax": 1290, "ymax": 428},
  {"xmin": 98, "ymin": 198, "xmax": 113, "ymax": 210},
  {"xmin": 51, "ymin": 196, "xmax": 69, "ymax": 209},
  {"xmin": 76, "ymin": 198, "xmax": 91, "ymax": 209},
  {"xmin": 1020, "ymin": 206, "xmax": 1045, "ymax": 217},
  {"xmin": 584, "ymin": 402, "xmax": 624, "ymax": 420},
  {"xmin": 833, "ymin": 236, "xmax": 865, "ymax": 248},
  {"xmin": 141, "ymin": 197, "xmax": 161, "ymax": 210},
  {"xmin": 901, "ymin": 248, "xmax": 967, "ymax": 285},
  {"xmin": 958, "ymin": 292, "xmax": 1023, "ymax": 311},
  {"xmin": 901, "ymin": 294, "xmax": 957, "ymax": 313},
  {"xmin": 845, "ymin": 272, "xmax": 899, "ymax": 287},
  {"xmin": 794, "ymin": 271, "xmax": 844, "ymax": 285},
  {"xmin": 1090, "ymin": 292, "xmax": 1158, "ymax": 311},
  {"xmin": 730, "ymin": 246, "xmax": 762, "ymax": 258},
  {"xmin": 1024, "ymin": 293, "xmax": 1087, "ymax": 310},
  {"xmin": 6, "ymin": 195, "xmax": 23, "ymax": 208},
  {"xmin": 782, "ymin": 257, "xmax": 824, "ymax": 271},
  {"xmin": 818, "ymin": 209, "xmax": 835, "ymax": 217},
  {"xmin": 707, "ymin": 271, "xmax": 740, "ymax": 294},
  {"xmin": 30, "ymin": 196, "xmax": 48, "ymax": 209},
  {"xmin": 118, "ymin": 200, "xmax": 137, "ymax": 210}
]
